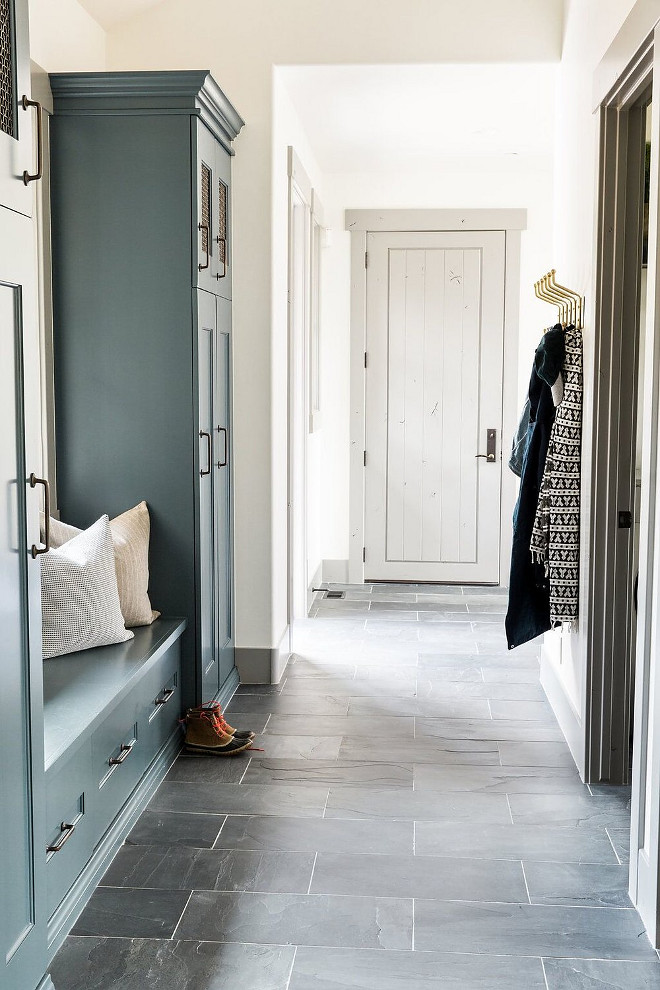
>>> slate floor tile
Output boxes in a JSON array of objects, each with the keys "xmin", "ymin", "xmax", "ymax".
[
  {"xmin": 176, "ymin": 890, "xmax": 413, "ymax": 949},
  {"xmin": 264, "ymin": 715, "xmax": 414, "ymax": 737},
  {"xmin": 413, "ymin": 764, "xmax": 584, "ymax": 794},
  {"xmin": 252, "ymin": 734, "xmax": 342, "ymax": 760},
  {"xmin": 482, "ymin": 666, "xmax": 541, "ymax": 683},
  {"xmin": 542, "ymin": 958, "xmax": 660, "ymax": 989},
  {"xmin": 498, "ymin": 741, "xmax": 576, "ymax": 767},
  {"xmin": 71, "ymin": 887, "xmax": 189, "ymax": 938},
  {"xmin": 126, "ymin": 810, "xmax": 226, "ymax": 849},
  {"xmin": 49, "ymin": 936, "xmax": 296, "ymax": 990},
  {"xmin": 214, "ymin": 815, "xmax": 414, "ymax": 855},
  {"xmin": 413, "ymin": 899, "xmax": 655, "ymax": 958},
  {"xmin": 490, "ymin": 700, "xmax": 556, "ymax": 720},
  {"xmin": 324, "ymin": 785, "xmax": 511, "ymax": 823},
  {"xmin": 347, "ymin": 695, "xmax": 492, "ymax": 719},
  {"xmin": 243, "ymin": 758, "xmax": 414, "ymax": 789},
  {"xmin": 415, "ymin": 716, "xmax": 563, "ymax": 742},
  {"xmin": 524, "ymin": 860, "xmax": 631, "ymax": 908},
  {"xmin": 608, "ymin": 827, "xmax": 631, "ymax": 865},
  {"xmin": 509, "ymin": 793, "xmax": 632, "ymax": 829},
  {"xmin": 338, "ymin": 736, "xmax": 502, "ymax": 765},
  {"xmin": 101, "ymin": 844, "xmax": 315, "ymax": 894},
  {"xmin": 415, "ymin": 822, "xmax": 619, "ymax": 864},
  {"xmin": 149, "ymin": 781, "xmax": 329, "ymax": 818},
  {"xmin": 226, "ymin": 694, "xmax": 350, "ymax": 716},
  {"xmin": 289, "ymin": 945, "xmax": 547, "ymax": 989},
  {"xmin": 165, "ymin": 755, "xmax": 247, "ymax": 784},
  {"xmin": 310, "ymin": 850, "xmax": 527, "ymax": 901}
]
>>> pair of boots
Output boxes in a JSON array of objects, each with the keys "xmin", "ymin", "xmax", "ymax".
[{"xmin": 184, "ymin": 702, "xmax": 255, "ymax": 756}]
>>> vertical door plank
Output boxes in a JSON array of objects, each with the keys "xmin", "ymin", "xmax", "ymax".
[
  {"xmin": 439, "ymin": 249, "xmax": 464, "ymax": 562},
  {"xmin": 385, "ymin": 248, "xmax": 407, "ymax": 561},
  {"xmin": 459, "ymin": 248, "xmax": 482, "ymax": 563},
  {"xmin": 421, "ymin": 248, "xmax": 445, "ymax": 562},
  {"xmin": 402, "ymin": 249, "xmax": 426, "ymax": 562}
]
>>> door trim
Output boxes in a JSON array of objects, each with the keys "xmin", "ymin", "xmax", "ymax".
[{"xmin": 346, "ymin": 209, "xmax": 526, "ymax": 585}]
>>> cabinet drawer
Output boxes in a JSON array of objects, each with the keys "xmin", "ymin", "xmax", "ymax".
[
  {"xmin": 142, "ymin": 641, "xmax": 182, "ymax": 760},
  {"xmin": 92, "ymin": 702, "xmax": 144, "ymax": 834},
  {"xmin": 45, "ymin": 742, "xmax": 95, "ymax": 918}
]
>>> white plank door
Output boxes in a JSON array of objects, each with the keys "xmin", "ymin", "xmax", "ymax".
[{"xmin": 364, "ymin": 230, "xmax": 505, "ymax": 583}]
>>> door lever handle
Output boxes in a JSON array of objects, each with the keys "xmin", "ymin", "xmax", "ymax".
[{"xmin": 475, "ymin": 429, "xmax": 497, "ymax": 463}]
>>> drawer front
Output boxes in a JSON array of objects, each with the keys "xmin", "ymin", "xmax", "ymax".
[
  {"xmin": 45, "ymin": 742, "xmax": 95, "ymax": 918},
  {"xmin": 92, "ymin": 699, "xmax": 145, "ymax": 834},
  {"xmin": 142, "ymin": 641, "xmax": 182, "ymax": 761}
]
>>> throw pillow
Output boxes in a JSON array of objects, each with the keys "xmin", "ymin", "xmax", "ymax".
[
  {"xmin": 42, "ymin": 515, "xmax": 134, "ymax": 659},
  {"xmin": 42, "ymin": 501, "xmax": 159, "ymax": 627}
]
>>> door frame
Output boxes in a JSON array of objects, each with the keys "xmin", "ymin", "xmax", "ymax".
[{"xmin": 345, "ymin": 208, "xmax": 526, "ymax": 586}]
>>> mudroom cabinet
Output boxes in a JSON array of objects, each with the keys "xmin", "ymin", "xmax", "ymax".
[{"xmin": 48, "ymin": 71, "xmax": 244, "ymax": 709}]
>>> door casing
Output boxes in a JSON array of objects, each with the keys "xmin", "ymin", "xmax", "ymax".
[{"xmin": 346, "ymin": 208, "xmax": 526, "ymax": 586}]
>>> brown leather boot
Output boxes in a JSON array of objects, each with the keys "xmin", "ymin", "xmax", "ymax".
[
  {"xmin": 184, "ymin": 707, "xmax": 252, "ymax": 755},
  {"xmin": 188, "ymin": 702, "xmax": 255, "ymax": 741}
]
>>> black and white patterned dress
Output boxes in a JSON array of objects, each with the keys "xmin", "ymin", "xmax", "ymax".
[{"xmin": 529, "ymin": 326, "xmax": 583, "ymax": 625}]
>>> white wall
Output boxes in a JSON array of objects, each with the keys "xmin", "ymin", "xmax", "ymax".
[
  {"xmin": 105, "ymin": 0, "xmax": 564, "ymax": 653},
  {"xmin": 29, "ymin": 0, "xmax": 107, "ymax": 71}
]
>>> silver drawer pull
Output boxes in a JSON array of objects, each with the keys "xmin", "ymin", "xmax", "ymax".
[
  {"xmin": 108, "ymin": 742, "xmax": 134, "ymax": 766},
  {"xmin": 47, "ymin": 820, "xmax": 77, "ymax": 854},
  {"xmin": 155, "ymin": 687, "xmax": 175, "ymax": 706}
]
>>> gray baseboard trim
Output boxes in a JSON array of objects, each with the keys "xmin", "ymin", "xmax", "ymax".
[
  {"xmin": 235, "ymin": 627, "xmax": 291, "ymax": 686},
  {"xmin": 322, "ymin": 559, "xmax": 349, "ymax": 584},
  {"xmin": 36, "ymin": 975, "xmax": 56, "ymax": 990},
  {"xmin": 46, "ymin": 728, "xmax": 182, "ymax": 958}
]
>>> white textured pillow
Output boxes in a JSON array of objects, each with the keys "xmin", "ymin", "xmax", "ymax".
[
  {"xmin": 43, "ymin": 502, "xmax": 159, "ymax": 627},
  {"xmin": 42, "ymin": 516, "xmax": 134, "ymax": 659}
]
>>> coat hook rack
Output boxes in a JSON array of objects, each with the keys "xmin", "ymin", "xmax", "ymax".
[{"xmin": 534, "ymin": 269, "xmax": 584, "ymax": 330}]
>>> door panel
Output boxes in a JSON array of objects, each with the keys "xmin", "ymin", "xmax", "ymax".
[
  {"xmin": 365, "ymin": 230, "xmax": 505, "ymax": 583},
  {"xmin": 197, "ymin": 289, "xmax": 216, "ymax": 699},
  {"xmin": 194, "ymin": 119, "xmax": 218, "ymax": 292},
  {"xmin": 213, "ymin": 146, "xmax": 232, "ymax": 300},
  {"xmin": 0, "ymin": 0, "xmax": 34, "ymax": 217},
  {"xmin": 214, "ymin": 296, "xmax": 233, "ymax": 688}
]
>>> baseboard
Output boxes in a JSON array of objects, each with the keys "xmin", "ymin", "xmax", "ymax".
[
  {"xmin": 36, "ymin": 974, "xmax": 56, "ymax": 990},
  {"xmin": 308, "ymin": 561, "xmax": 323, "ymax": 613},
  {"xmin": 235, "ymin": 628, "xmax": 291, "ymax": 686},
  {"xmin": 322, "ymin": 559, "xmax": 349, "ymax": 584},
  {"xmin": 540, "ymin": 646, "xmax": 584, "ymax": 778},
  {"xmin": 46, "ymin": 728, "xmax": 182, "ymax": 957}
]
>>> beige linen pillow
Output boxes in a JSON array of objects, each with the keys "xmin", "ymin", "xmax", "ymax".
[{"xmin": 42, "ymin": 502, "xmax": 160, "ymax": 627}]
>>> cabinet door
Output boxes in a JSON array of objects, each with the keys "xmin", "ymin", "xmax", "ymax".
[
  {"xmin": 213, "ymin": 144, "xmax": 232, "ymax": 301},
  {"xmin": 197, "ymin": 289, "xmax": 217, "ymax": 700},
  {"xmin": 193, "ymin": 119, "xmax": 219, "ymax": 292},
  {"xmin": 0, "ymin": 206, "xmax": 47, "ymax": 990},
  {"xmin": 0, "ymin": 0, "xmax": 35, "ymax": 216},
  {"xmin": 214, "ymin": 296, "xmax": 233, "ymax": 689}
]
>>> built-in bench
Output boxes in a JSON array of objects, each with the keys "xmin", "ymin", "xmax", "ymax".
[{"xmin": 42, "ymin": 617, "xmax": 186, "ymax": 955}]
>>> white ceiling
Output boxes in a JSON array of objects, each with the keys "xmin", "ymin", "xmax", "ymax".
[
  {"xmin": 78, "ymin": 0, "xmax": 165, "ymax": 29},
  {"xmin": 279, "ymin": 64, "xmax": 557, "ymax": 173}
]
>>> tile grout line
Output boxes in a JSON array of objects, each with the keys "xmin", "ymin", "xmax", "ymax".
[
  {"xmin": 237, "ymin": 757, "xmax": 252, "ymax": 785},
  {"xmin": 169, "ymin": 889, "xmax": 194, "ymax": 941},
  {"xmin": 306, "ymin": 852, "xmax": 318, "ymax": 894},
  {"xmin": 540, "ymin": 956, "xmax": 550, "ymax": 990},
  {"xmin": 505, "ymin": 793, "xmax": 515, "ymax": 825},
  {"xmin": 284, "ymin": 944, "xmax": 298, "ymax": 990},
  {"xmin": 605, "ymin": 827, "xmax": 623, "ymax": 866},
  {"xmin": 520, "ymin": 860, "xmax": 532, "ymax": 906}
]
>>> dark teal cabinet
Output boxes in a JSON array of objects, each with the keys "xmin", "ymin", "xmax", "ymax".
[{"xmin": 49, "ymin": 72, "xmax": 244, "ymax": 709}]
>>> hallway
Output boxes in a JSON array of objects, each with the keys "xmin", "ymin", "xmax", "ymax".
[{"xmin": 49, "ymin": 585, "xmax": 658, "ymax": 989}]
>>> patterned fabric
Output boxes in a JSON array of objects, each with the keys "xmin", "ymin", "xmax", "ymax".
[
  {"xmin": 529, "ymin": 326, "xmax": 583, "ymax": 625},
  {"xmin": 41, "ymin": 515, "xmax": 134, "ymax": 659}
]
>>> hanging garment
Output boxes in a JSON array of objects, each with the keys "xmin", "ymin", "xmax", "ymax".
[
  {"xmin": 530, "ymin": 325, "xmax": 583, "ymax": 626},
  {"xmin": 505, "ymin": 326, "xmax": 565, "ymax": 650}
]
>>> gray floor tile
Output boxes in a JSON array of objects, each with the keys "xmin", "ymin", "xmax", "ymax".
[
  {"xmin": 149, "ymin": 781, "xmax": 329, "ymax": 818},
  {"xmin": 71, "ymin": 887, "xmax": 189, "ymax": 938},
  {"xmin": 311, "ymin": 850, "xmax": 527, "ymax": 901},
  {"xmin": 490, "ymin": 700, "xmax": 556, "ymax": 720},
  {"xmin": 227, "ymin": 694, "xmax": 350, "ymax": 716},
  {"xmin": 347, "ymin": 696, "xmax": 492, "ymax": 718},
  {"xmin": 243, "ymin": 758, "xmax": 414, "ymax": 789},
  {"xmin": 280, "ymin": 677, "xmax": 416, "ymax": 698},
  {"xmin": 49, "ymin": 937, "xmax": 296, "ymax": 990},
  {"xmin": 324, "ymin": 785, "xmax": 511, "ymax": 823},
  {"xmin": 509, "ymin": 793, "xmax": 632, "ymax": 829},
  {"xmin": 419, "ymin": 652, "xmax": 539, "ymax": 669},
  {"xmin": 165, "ymin": 755, "xmax": 247, "ymax": 784},
  {"xmin": 235, "ymin": 683, "xmax": 283, "ymax": 695},
  {"xmin": 101, "ymin": 844, "xmax": 314, "ymax": 893},
  {"xmin": 176, "ymin": 890, "xmax": 413, "ymax": 949},
  {"xmin": 416, "ymin": 717, "xmax": 563, "ymax": 742},
  {"xmin": 413, "ymin": 764, "xmax": 584, "ymax": 794},
  {"xmin": 413, "ymin": 680, "xmax": 545, "ymax": 701},
  {"xmin": 414, "ymin": 899, "xmax": 655, "ymax": 958},
  {"xmin": 416, "ymin": 665, "xmax": 484, "ymax": 683},
  {"xmin": 290, "ymin": 945, "xmax": 547, "ymax": 989},
  {"xmin": 608, "ymin": 828, "xmax": 631, "ymax": 865},
  {"xmin": 524, "ymin": 860, "xmax": 631, "ymax": 907},
  {"xmin": 338, "ymin": 736, "xmax": 502, "ymax": 765},
  {"xmin": 499, "ymin": 741, "xmax": 576, "ymax": 767},
  {"xmin": 415, "ymin": 822, "xmax": 620, "ymax": 864},
  {"xmin": 215, "ymin": 815, "xmax": 414, "ymax": 855},
  {"xmin": 482, "ymin": 666, "xmax": 541, "ymax": 683},
  {"xmin": 543, "ymin": 958, "xmax": 660, "ymax": 989},
  {"xmin": 126, "ymin": 810, "xmax": 226, "ymax": 849},
  {"xmin": 264, "ymin": 714, "xmax": 414, "ymax": 737},
  {"xmin": 253, "ymin": 734, "xmax": 342, "ymax": 760}
]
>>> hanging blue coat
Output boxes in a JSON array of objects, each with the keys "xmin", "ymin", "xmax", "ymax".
[{"xmin": 505, "ymin": 326, "xmax": 565, "ymax": 650}]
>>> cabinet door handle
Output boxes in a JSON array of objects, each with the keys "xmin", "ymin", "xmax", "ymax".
[
  {"xmin": 29, "ymin": 473, "xmax": 51, "ymax": 557},
  {"xmin": 47, "ymin": 820, "xmax": 77, "ymax": 854},
  {"xmin": 216, "ymin": 426, "xmax": 228, "ymax": 468},
  {"xmin": 199, "ymin": 430, "xmax": 211, "ymax": 476},
  {"xmin": 215, "ymin": 236, "xmax": 227, "ymax": 279},
  {"xmin": 21, "ymin": 96, "xmax": 43, "ymax": 185},
  {"xmin": 109, "ymin": 742, "xmax": 134, "ymax": 766},
  {"xmin": 198, "ymin": 222, "xmax": 210, "ymax": 271},
  {"xmin": 155, "ymin": 687, "xmax": 175, "ymax": 706}
]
